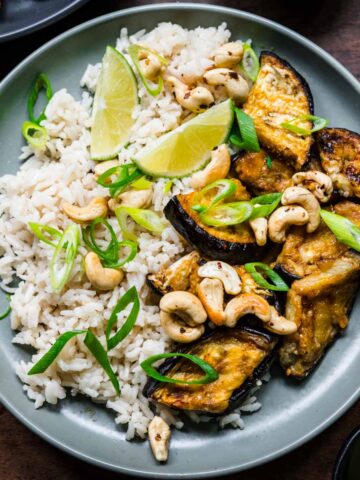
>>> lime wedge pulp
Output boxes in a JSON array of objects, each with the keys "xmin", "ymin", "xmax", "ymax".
[
  {"xmin": 90, "ymin": 46, "xmax": 138, "ymax": 161},
  {"xmin": 133, "ymin": 99, "xmax": 234, "ymax": 178}
]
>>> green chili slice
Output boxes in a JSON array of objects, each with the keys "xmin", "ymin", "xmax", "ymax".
[
  {"xmin": 192, "ymin": 179, "xmax": 237, "ymax": 214},
  {"xmin": 320, "ymin": 210, "xmax": 360, "ymax": 252},
  {"xmin": 22, "ymin": 121, "xmax": 48, "ymax": 150},
  {"xmin": 50, "ymin": 224, "xmax": 80, "ymax": 293},
  {"xmin": 249, "ymin": 193, "xmax": 282, "ymax": 220},
  {"xmin": 141, "ymin": 353, "xmax": 219, "ymax": 385},
  {"xmin": 200, "ymin": 201, "xmax": 253, "ymax": 227},
  {"xmin": 27, "ymin": 73, "xmax": 53, "ymax": 125},
  {"xmin": 281, "ymin": 114, "xmax": 329, "ymax": 137},
  {"xmin": 0, "ymin": 295, "xmax": 11, "ymax": 321},
  {"xmin": 29, "ymin": 222, "xmax": 62, "ymax": 248},
  {"xmin": 106, "ymin": 286, "xmax": 140, "ymax": 351},
  {"xmin": 244, "ymin": 262, "xmax": 289, "ymax": 292},
  {"xmin": 241, "ymin": 44, "xmax": 260, "ymax": 82},
  {"xmin": 115, "ymin": 206, "xmax": 165, "ymax": 241},
  {"xmin": 128, "ymin": 44, "xmax": 168, "ymax": 97},
  {"xmin": 230, "ymin": 108, "xmax": 260, "ymax": 152}
]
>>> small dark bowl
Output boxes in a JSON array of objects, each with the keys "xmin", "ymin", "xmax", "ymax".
[{"xmin": 333, "ymin": 426, "xmax": 360, "ymax": 480}]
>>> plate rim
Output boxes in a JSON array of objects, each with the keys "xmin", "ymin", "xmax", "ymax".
[
  {"xmin": 0, "ymin": 0, "xmax": 89, "ymax": 42},
  {"xmin": 0, "ymin": 3, "xmax": 359, "ymax": 477}
]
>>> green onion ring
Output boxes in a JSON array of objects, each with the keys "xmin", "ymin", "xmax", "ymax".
[
  {"xmin": 97, "ymin": 164, "xmax": 143, "ymax": 198},
  {"xmin": 22, "ymin": 121, "xmax": 48, "ymax": 150},
  {"xmin": 230, "ymin": 108, "xmax": 260, "ymax": 152},
  {"xmin": 244, "ymin": 262, "xmax": 289, "ymax": 292},
  {"xmin": 132, "ymin": 176, "xmax": 153, "ymax": 190},
  {"xmin": 28, "ymin": 222, "xmax": 62, "ymax": 248},
  {"xmin": 241, "ymin": 44, "xmax": 260, "ymax": 83},
  {"xmin": 141, "ymin": 353, "xmax": 219, "ymax": 385},
  {"xmin": 50, "ymin": 224, "xmax": 80, "ymax": 293},
  {"xmin": 128, "ymin": 44, "xmax": 168, "ymax": 97},
  {"xmin": 320, "ymin": 210, "xmax": 360, "ymax": 253},
  {"xmin": 281, "ymin": 114, "xmax": 329, "ymax": 137},
  {"xmin": 27, "ymin": 73, "xmax": 53, "ymax": 125},
  {"xmin": 192, "ymin": 179, "xmax": 237, "ymax": 214},
  {"xmin": 115, "ymin": 206, "xmax": 165, "ymax": 241},
  {"xmin": 200, "ymin": 201, "xmax": 253, "ymax": 227},
  {"xmin": 249, "ymin": 193, "xmax": 282, "ymax": 220},
  {"xmin": 0, "ymin": 295, "xmax": 11, "ymax": 321}
]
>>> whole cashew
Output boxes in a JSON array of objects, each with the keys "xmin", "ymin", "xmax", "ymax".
[
  {"xmin": 249, "ymin": 218, "xmax": 268, "ymax": 246},
  {"xmin": 198, "ymin": 260, "xmax": 241, "ymax": 295},
  {"xmin": 292, "ymin": 171, "xmax": 333, "ymax": 203},
  {"xmin": 212, "ymin": 42, "xmax": 244, "ymax": 68},
  {"xmin": 85, "ymin": 252, "xmax": 124, "ymax": 290},
  {"xmin": 165, "ymin": 75, "xmax": 214, "ymax": 112},
  {"xmin": 197, "ymin": 278, "xmax": 225, "ymax": 326},
  {"xmin": 138, "ymin": 50, "xmax": 163, "ymax": 81},
  {"xmin": 281, "ymin": 186, "xmax": 320, "ymax": 233},
  {"xmin": 148, "ymin": 416, "xmax": 171, "ymax": 463},
  {"xmin": 203, "ymin": 68, "xmax": 249, "ymax": 103},
  {"xmin": 268, "ymin": 206, "xmax": 309, "ymax": 243},
  {"xmin": 108, "ymin": 189, "xmax": 152, "ymax": 211},
  {"xmin": 224, "ymin": 293, "xmax": 271, "ymax": 328},
  {"xmin": 94, "ymin": 160, "xmax": 119, "ymax": 180},
  {"xmin": 266, "ymin": 306, "xmax": 298, "ymax": 335},
  {"xmin": 62, "ymin": 197, "xmax": 108, "ymax": 224},
  {"xmin": 160, "ymin": 311, "xmax": 205, "ymax": 343},
  {"xmin": 190, "ymin": 144, "xmax": 231, "ymax": 189}
]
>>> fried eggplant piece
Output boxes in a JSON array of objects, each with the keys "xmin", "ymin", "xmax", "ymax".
[
  {"xmin": 243, "ymin": 51, "xmax": 313, "ymax": 169},
  {"xmin": 144, "ymin": 326, "xmax": 278, "ymax": 415},
  {"xmin": 317, "ymin": 128, "xmax": 360, "ymax": 199},
  {"xmin": 234, "ymin": 149, "xmax": 294, "ymax": 195}
]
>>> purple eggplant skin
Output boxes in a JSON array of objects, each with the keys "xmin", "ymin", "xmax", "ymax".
[
  {"xmin": 143, "ymin": 324, "xmax": 279, "ymax": 416},
  {"xmin": 164, "ymin": 196, "xmax": 269, "ymax": 265}
]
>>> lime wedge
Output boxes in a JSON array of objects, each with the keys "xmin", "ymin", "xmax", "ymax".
[
  {"xmin": 90, "ymin": 46, "xmax": 138, "ymax": 161},
  {"xmin": 133, "ymin": 99, "xmax": 234, "ymax": 177}
]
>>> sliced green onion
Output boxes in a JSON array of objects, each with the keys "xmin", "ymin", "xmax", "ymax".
[
  {"xmin": 115, "ymin": 206, "xmax": 165, "ymax": 241},
  {"xmin": 244, "ymin": 262, "xmax": 289, "ymax": 292},
  {"xmin": 97, "ymin": 164, "xmax": 143, "ymax": 198},
  {"xmin": 141, "ymin": 353, "xmax": 219, "ymax": 385},
  {"xmin": 163, "ymin": 180, "xmax": 173, "ymax": 194},
  {"xmin": 82, "ymin": 218, "xmax": 137, "ymax": 268},
  {"xmin": 266, "ymin": 155, "xmax": 272, "ymax": 169},
  {"xmin": 128, "ymin": 44, "xmax": 168, "ymax": 97},
  {"xmin": 250, "ymin": 193, "xmax": 282, "ymax": 219},
  {"xmin": 28, "ymin": 222, "xmax": 62, "ymax": 248},
  {"xmin": 28, "ymin": 330, "xmax": 86, "ymax": 374},
  {"xmin": 22, "ymin": 121, "xmax": 48, "ymax": 150},
  {"xmin": 106, "ymin": 286, "xmax": 140, "ymax": 350},
  {"xmin": 281, "ymin": 114, "xmax": 329, "ymax": 137},
  {"xmin": 50, "ymin": 224, "xmax": 80, "ymax": 293},
  {"xmin": 132, "ymin": 176, "xmax": 153, "ymax": 190},
  {"xmin": 27, "ymin": 73, "xmax": 53, "ymax": 125},
  {"xmin": 84, "ymin": 330, "xmax": 120, "ymax": 395},
  {"xmin": 0, "ymin": 295, "xmax": 11, "ymax": 321},
  {"xmin": 320, "ymin": 210, "xmax": 360, "ymax": 252},
  {"xmin": 230, "ymin": 108, "xmax": 260, "ymax": 152},
  {"xmin": 192, "ymin": 179, "xmax": 237, "ymax": 214},
  {"xmin": 200, "ymin": 201, "xmax": 253, "ymax": 227},
  {"xmin": 241, "ymin": 44, "xmax": 260, "ymax": 82}
]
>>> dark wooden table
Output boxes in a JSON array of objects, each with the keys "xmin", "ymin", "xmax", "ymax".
[{"xmin": 0, "ymin": 1, "xmax": 359, "ymax": 479}]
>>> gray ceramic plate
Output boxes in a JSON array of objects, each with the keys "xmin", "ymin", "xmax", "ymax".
[
  {"xmin": 0, "ymin": 3, "xmax": 359, "ymax": 478},
  {"xmin": 0, "ymin": 0, "xmax": 88, "ymax": 42}
]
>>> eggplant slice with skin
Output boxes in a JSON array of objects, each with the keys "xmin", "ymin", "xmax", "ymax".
[
  {"xmin": 317, "ymin": 128, "xmax": 360, "ymax": 199},
  {"xmin": 144, "ymin": 325, "xmax": 278, "ymax": 415},
  {"xmin": 243, "ymin": 51, "xmax": 314, "ymax": 170}
]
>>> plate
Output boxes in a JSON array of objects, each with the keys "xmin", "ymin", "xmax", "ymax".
[
  {"xmin": 0, "ymin": 3, "xmax": 359, "ymax": 478},
  {"xmin": 0, "ymin": 0, "xmax": 88, "ymax": 42}
]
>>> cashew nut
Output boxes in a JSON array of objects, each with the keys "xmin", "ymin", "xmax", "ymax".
[
  {"xmin": 94, "ymin": 160, "xmax": 119, "ymax": 180},
  {"xmin": 62, "ymin": 197, "xmax": 108, "ymax": 224},
  {"xmin": 198, "ymin": 260, "xmax": 241, "ymax": 295},
  {"xmin": 138, "ymin": 50, "xmax": 163, "ymax": 81},
  {"xmin": 292, "ymin": 171, "xmax": 333, "ymax": 203},
  {"xmin": 268, "ymin": 206, "xmax": 309, "ymax": 243},
  {"xmin": 148, "ymin": 416, "xmax": 171, "ymax": 463},
  {"xmin": 249, "ymin": 218, "xmax": 268, "ymax": 246},
  {"xmin": 160, "ymin": 291, "xmax": 207, "ymax": 343},
  {"xmin": 281, "ymin": 186, "xmax": 320, "ymax": 233},
  {"xmin": 165, "ymin": 75, "xmax": 214, "ymax": 112},
  {"xmin": 265, "ymin": 306, "xmax": 298, "ymax": 335},
  {"xmin": 85, "ymin": 252, "xmax": 124, "ymax": 290},
  {"xmin": 190, "ymin": 144, "xmax": 231, "ymax": 189},
  {"xmin": 197, "ymin": 278, "xmax": 225, "ymax": 326},
  {"xmin": 224, "ymin": 293, "xmax": 271, "ymax": 328},
  {"xmin": 108, "ymin": 189, "xmax": 152, "ymax": 211},
  {"xmin": 203, "ymin": 68, "xmax": 249, "ymax": 103},
  {"xmin": 212, "ymin": 42, "xmax": 244, "ymax": 68}
]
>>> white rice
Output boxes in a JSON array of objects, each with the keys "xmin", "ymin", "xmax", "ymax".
[{"xmin": 0, "ymin": 22, "xmax": 262, "ymax": 440}]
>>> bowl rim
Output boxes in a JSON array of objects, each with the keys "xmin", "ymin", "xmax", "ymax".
[
  {"xmin": 0, "ymin": 3, "xmax": 359, "ymax": 477},
  {"xmin": 333, "ymin": 426, "xmax": 360, "ymax": 480}
]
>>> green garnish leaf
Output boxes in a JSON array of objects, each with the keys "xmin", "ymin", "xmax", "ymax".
[
  {"xmin": 115, "ymin": 206, "xmax": 165, "ymax": 241},
  {"xmin": 29, "ymin": 222, "xmax": 62, "ymax": 248},
  {"xmin": 141, "ymin": 352, "xmax": 219, "ymax": 385},
  {"xmin": 50, "ymin": 224, "xmax": 80, "ymax": 293},
  {"xmin": 27, "ymin": 73, "xmax": 53, "ymax": 125},
  {"xmin": 200, "ymin": 201, "xmax": 253, "ymax": 227},
  {"xmin": 281, "ymin": 114, "xmax": 329, "ymax": 137},
  {"xmin": 245, "ymin": 262, "xmax": 289, "ymax": 292},
  {"xmin": 250, "ymin": 193, "xmax": 282, "ymax": 219},
  {"xmin": 106, "ymin": 286, "xmax": 140, "ymax": 351},
  {"xmin": 241, "ymin": 43, "xmax": 260, "ymax": 82},
  {"xmin": 0, "ymin": 295, "xmax": 11, "ymax": 321},
  {"xmin": 230, "ymin": 108, "xmax": 260, "ymax": 152},
  {"xmin": 320, "ymin": 210, "xmax": 360, "ymax": 252},
  {"xmin": 265, "ymin": 155, "xmax": 272, "ymax": 169},
  {"xmin": 22, "ymin": 121, "xmax": 48, "ymax": 150},
  {"xmin": 128, "ymin": 44, "xmax": 168, "ymax": 97}
]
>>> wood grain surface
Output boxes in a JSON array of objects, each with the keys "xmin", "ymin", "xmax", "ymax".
[{"xmin": 0, "ymin": 1, "xmax": 359, "ymax": 479}]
